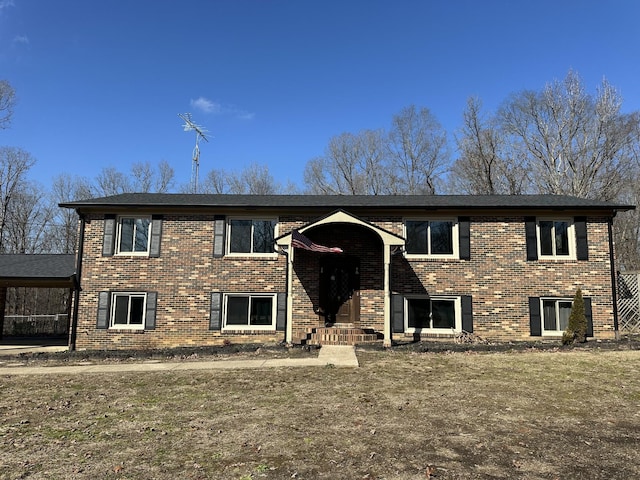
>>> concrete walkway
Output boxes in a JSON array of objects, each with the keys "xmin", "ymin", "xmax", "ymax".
[{"xmin": 0, "ymin": 345, "xmax": 359, "ymax": 375}]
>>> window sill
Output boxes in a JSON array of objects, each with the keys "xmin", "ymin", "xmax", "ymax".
[
  {"xmin": 537, "ymin": 255, "xmax": 577, "ymax": 261},
  {"xmin": 405, "ymin": 329, "xmax": 459, "ymax": 336},
  {"xmin": 224, "ymin": 254, "xmax": 279, "ymax": 259},
  {"xmin": 107, "ymin": 328, "xmax": 145, "ymax": 333},
  {"xmin": 404, "ymin": 255, "xmax": 460, "ymax": 261},
  {"xmin": 222, "ymin": 329, "xmax": 278, "ymax": 335}
]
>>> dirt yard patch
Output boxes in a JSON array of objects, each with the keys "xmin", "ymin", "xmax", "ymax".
[{"xmin": 1, "ymin": 348, "xmax": 639, "ymax": 479}]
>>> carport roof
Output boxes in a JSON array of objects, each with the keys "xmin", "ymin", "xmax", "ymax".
[{"xmin": 0, "ymin": 254, "xmax": 76, "ymax": 288}]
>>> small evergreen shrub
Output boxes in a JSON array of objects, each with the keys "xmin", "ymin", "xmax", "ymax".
[{"xmin": 562, "ymin": 288, "xmax": 587, "ymax": 345}]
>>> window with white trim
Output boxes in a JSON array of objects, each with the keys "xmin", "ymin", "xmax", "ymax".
[
  {"xmin": 541, "ymin": 298, "xmax": 573, "ymax": 335},
  {"xmin": 537, "ymin": 219, "xmax": 574, "ymax": 259},
  {"xmin": 404, "ymin": 219, "xmax": 458, "ymax": 258},
  {"xmin": 223, "ymin": 294, "xmax": 276, "ymax": 329},
  {"xmin": 110, "ymin": 292, "xmax": 147, "ymax": 329},
  {"xmin": 405, "ymin": 296, "xmax": 461, "ymax": 332},
  {"xmin": 116, "ymin": 216, "xmax": 151, "ymax": 254},
  {"xmin": 228, "ymin": 218, "xmax": 277, "ymax": 255}
]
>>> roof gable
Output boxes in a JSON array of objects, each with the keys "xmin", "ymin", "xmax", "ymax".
[{"xmin": 275, "ymin": 209, "xmax": 404, "ymax": 247}]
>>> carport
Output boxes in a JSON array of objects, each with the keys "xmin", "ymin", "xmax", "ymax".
[{"xmin": 0, "ymin": 254, "xmax": 76, "ymax": 344}]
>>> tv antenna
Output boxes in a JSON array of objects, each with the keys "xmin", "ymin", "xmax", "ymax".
[{"xmin": 178, "ymin": 113, "xmax": 209, "ymax": 193}]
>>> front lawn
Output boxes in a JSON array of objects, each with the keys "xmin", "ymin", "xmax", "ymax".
[{"xmin": 1, "ymin": 348, "xmax": 639, "ymax": 479}]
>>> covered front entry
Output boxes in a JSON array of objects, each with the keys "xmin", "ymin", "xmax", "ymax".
[
  {"xmin": 319, "ymin": 255, "xmax": 360, "ymax": 325},
  {"xmin": 276, "ymin": 209, "xmax": 405, "ymax": 346}
]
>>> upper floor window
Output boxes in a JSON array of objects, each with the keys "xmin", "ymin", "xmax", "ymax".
[
  {"xmin": 405, "ymin": 219, "xmax": 458, "ymax": 258},
  {"xmin": 228, "ymin": 218, "xmax": 277, "ymax": 255},
  {"xmin": 117, "ymin": 217, "xmax": 151, "ymax": 254},
  {"xmin": 537, "ymin": 218, "xmax": 574, "ymax": 259}
]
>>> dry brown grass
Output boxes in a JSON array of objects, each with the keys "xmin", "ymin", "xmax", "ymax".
[{"xmin": 1, "ymin": 348, "xmax": 639, "ymax": 479}]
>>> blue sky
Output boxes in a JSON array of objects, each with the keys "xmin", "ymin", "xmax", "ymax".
[{"xmin": 1, "ymin": 0, "xmax": 640, "ymax": 192}]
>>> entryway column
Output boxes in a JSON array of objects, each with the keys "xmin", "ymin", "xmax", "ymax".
[
  {"xmin": 285, "ymin": 247, "xmax": 295, "ymax": 344},
  {"xmin": 383, "ymin": 245, "xmax": 392, "ymax": 347}
]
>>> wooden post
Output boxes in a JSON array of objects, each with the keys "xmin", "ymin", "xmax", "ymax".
[{"xmin": 0, "ymin": 286, "xmax": 6, "ymax": 340}]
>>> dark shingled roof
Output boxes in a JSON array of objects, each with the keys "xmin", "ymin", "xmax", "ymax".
[
  {"xmin": 0, "ymin": 254, "xmax": 76, "ymax": 287},
  {"xmin": 60, "ymin": 193, "xmax": 634, "ymax": 212}
]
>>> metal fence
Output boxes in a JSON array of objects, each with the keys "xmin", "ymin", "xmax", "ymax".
[
  {"xmin": 618, "ymin": 272, "xmax": 640, "ymax": 334},
  {"xmin": 2, "ymin": 314, "xmax": 69, "ymax": 336}
]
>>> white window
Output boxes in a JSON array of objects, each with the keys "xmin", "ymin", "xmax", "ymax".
[
  {"xmin": 537, "ymin": 218, "xmax": 575, "ymax": 259},
  {"xmin": 405, "ymin": 296, "xmax": 461, "ymax": 332},
  {"xmin": 116, "ymin": 216, "xmax": 151, "ymax": 254},
  {"xmin": 227, "ymin": 218, "xmax": 277, "ymax": 255},
  {"xmin": 404, "ymin": 219, "xmax": 458, "ymax": 258},
  {"xmin": 223, "ymin": 294, "xmax": 276, "ymax": 330},
  {"xmin": 541, "ymin": 298, "xmax": 573, "ymax": 335},
  {"xmin": 110, "ymin": 292, "xmax": 146, "ymax": 329}
]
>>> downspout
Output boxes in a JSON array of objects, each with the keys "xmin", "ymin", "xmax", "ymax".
[
  {"xmin": 608, "ymin": 215, "xmax": 620, "ymax": 340},
  {"xmin": 69, "ymin": 212, "xmax": 86, "ymax": 351}
]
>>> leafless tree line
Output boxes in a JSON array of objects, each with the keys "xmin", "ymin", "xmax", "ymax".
[{"xmin": 2, "ymin": 70, "xmax": 640, "ymax": 268}]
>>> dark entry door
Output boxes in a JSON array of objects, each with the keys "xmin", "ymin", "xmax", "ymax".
[{"xmin": 319, "ymin": 256, "xmax": 360, "ymax": 325}]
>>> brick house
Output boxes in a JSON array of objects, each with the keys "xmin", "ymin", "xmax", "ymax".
[{"xmin": 59, "ymin": 193, "xmax": 632, "ymax": 350}]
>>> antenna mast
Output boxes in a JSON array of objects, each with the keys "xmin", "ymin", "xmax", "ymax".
[{"xmin": 178, "ymin": 113, "xmax": 209, "ymax": 193}]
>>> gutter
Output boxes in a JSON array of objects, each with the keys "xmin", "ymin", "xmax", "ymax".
[{"xmin": 69, "ymin": 213, "xmax": 86, "ymax": 351}]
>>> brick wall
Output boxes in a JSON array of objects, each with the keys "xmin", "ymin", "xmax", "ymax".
[
  {"xmin": 76, "ymin": 214, "xmax": 286, "ymax": 350},
  {"xmin": 75, "ymin": 211, "xmax": 616, "ymax": 350},
  {"xmin": 391, "ymin": 216, "xmax": 615, "ymax": 341}
]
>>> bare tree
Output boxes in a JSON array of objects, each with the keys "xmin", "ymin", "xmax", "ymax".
[
  {"xmin": 304, "ymin": 107, "xmax": 449, "ymax": 195},
  {"xmin": 0, "ymin": 147, "xmax": 36, "ymax": 253},
  {"xmin": 498, "ymin": 71, "xmax": 638, "ymax": 201},
  {"xmin": 0, "ymin": 80, "xmax": 16, "ymax": 130},
  {"xmin": 228, "ymin": 163, "xmax": 280, "ymax": 195},
  {"xmin": 4, "ymin": 183, "xmax": 53, "ymax": 254},
  {"xmin": 387, "ymin": 105, "xmax": 449, "ymax": 195},
  {"xmin": 93, "ymin": 161, "xmax": 175, "ymax": 196},
  {"xmin": 199, "ymin": 163, "xmax": 284, "ymax": 195},
  {"xmin": 95, "ymin": 167, "xmax": 132, "ymax": 196},
  {"xmin": 131, "ymin": 160, "xmax": 175, "ymax": 193},
  {"xmin": 304, "ymin": 130, "xmax": 388, "ymax": 195},
  {"xmin": 48, "ymin": 174, "xmax": 94, "ymax": 254},
  {"xmin": 199, "ymin": 168, "xmax": 228, "ymax": 194},
  {"xmin": 451, "ymin": 97, "xmax": 528, "ymax": 194}
]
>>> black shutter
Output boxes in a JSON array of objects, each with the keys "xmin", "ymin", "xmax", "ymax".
[
  {"xmin": 459, "ymin": 217, "xmax": 471, "ymax": 260},
  {"xmin": 392, "ymin": 293, "xmax": 404, "ymax": 333},
  {"xmin": 209, "ymin": 292, "xmax": 222, "ymax": 330},
  {"xmin": 149, "ymin": 216, "xmax": 163, "ymax": 258},
  {"xmin": 276, "ymin": 293, "xmax": 286, "ymax": 331},
  {"xmin": 525, "ymin": 217, "xmax": 538, "ymax": 261},
  {"xmin": 461, "ymin": 295, "xmax": 473, "ymax": 333},
  {"xmin": 213, "ymin": 216, "xmax": 226, "ymax": 258},
  {"xmin": 102, "ymin": 215, "xmax": 116, "ymax": 257},
  {"xmin": 584, "ymin": 297, "xmax": 594, "ymax": 337},
  {"xmin": 575, "ymin": 217, "xmax": 588, "ymax": 261},
  {"xmin": 145, "ymin": 292, "xmax": 157, "ymax": 330},
  {"xmin": 529, "ymin": 297, "xmax": 542, "ymax": 336},
  {"xmin": 97, "ymin": 291, "xmax": 110, "ymax": 329}
]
